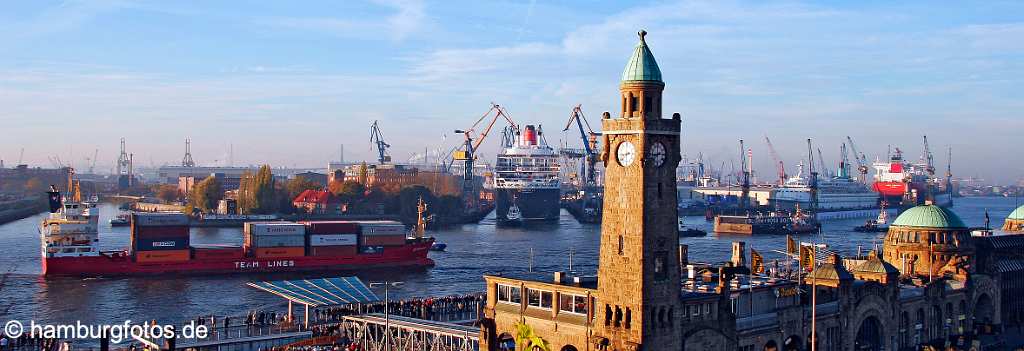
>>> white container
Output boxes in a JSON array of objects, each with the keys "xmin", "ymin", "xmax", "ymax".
[
  {"xmin": 247, "ymin": 223, "xmax": 306, "ymax": 236},
  {"xmin": 254, "ymin": 235, "xmax": 306, "ymax": 248},
  {"xmin": 309, "ymin": 234, "xmax": 358, "ymax": 247},
  {"xmin": 360, "ymin": 224, "xmax": 406, "ymax": 236},
  {"xmin": 133, "ymin": 213, "xmax": 190, "ymax": 227}
]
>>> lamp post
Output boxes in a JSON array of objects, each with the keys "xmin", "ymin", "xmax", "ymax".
[{"xmin": 370, "ymin": 281, "xmax": 404, "ymax": 351}]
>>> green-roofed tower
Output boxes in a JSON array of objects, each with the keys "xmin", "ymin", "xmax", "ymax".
[
  {"xmin": 619, "ymin": 30, "xmax": 665, "ymax": 119},
  {"xmin": 621, "ymin": 30, "xmax": 663, "ymax": 82}
]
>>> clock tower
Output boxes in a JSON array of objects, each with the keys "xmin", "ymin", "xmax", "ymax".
[{"xmin": 594, "ymin": 30, "xmax": 682, "ymax": 351}]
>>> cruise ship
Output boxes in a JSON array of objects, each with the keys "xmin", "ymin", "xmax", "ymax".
[
  {"xmin": 770, "ymin": 162, "xmax": 879, "ymax": 211},
  {"xmin": 494, "ymin": 125, "xmax": 561, "ymax": 225}
]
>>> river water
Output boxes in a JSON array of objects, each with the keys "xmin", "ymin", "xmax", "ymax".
[{"xmin": 0, "ymin": 197, "xmax": 1019, "ymax": 331}]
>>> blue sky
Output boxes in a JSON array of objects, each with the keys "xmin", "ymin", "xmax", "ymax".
[{"xmin": 0, "ymin": 1, "xmax": 1021, "ymax": 183}]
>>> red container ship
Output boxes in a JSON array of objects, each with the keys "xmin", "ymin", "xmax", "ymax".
[{"xmin": 40, "ymin": 187, "xmax": 434, "ymax": 277}]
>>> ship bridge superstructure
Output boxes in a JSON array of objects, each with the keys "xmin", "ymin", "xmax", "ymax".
[
  {"xmin": 40, "ymin": 187, "xmax": 101, "ymax": 258},
  {"xmin": 493, "ymin": 125, "xmax": 560, "ymax": 191}
]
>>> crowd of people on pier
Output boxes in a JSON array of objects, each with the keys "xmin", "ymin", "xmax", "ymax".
[
  {"xmin": 0, "ymin": 333, "xmax": 66, "ymax": 351},
  {"xmin": 310, "ymin": 293, "xmax": 485, "ymax": 325}
]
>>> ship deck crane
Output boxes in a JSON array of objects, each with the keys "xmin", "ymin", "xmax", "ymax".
[
  {"xmin": 845, "ymin": 136, "xmax": 869, "ymax": 183},
  {"xmin": 453, "ymin": 103, "xmax": 518, "ymax": 199},
  {"xmin": 370, "ymin": 120, "xmax": 391, "ymax": 164},
  {"xmin": 562, "ymin": 104, "xmax": 600, "ymax": 187},
  {"xmin": 764, "ymin": 135, "xmax": 786, "ymax": 185}
]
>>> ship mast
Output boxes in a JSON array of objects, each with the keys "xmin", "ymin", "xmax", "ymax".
[{"xmin": 414, "ymin": 197, "xmax": 429, "ymax": 239}]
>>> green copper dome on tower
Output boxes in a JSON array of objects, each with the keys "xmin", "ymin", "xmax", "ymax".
[
  {"xmin": 1009, "ymin": 205, "xmax": 1024, "ymax": 220},
  {"xmin": 891, "ymin": 205, "xmax": 967, "ymax": 229},
  {"xmin": 621, "ymin": 30, "xmax": 663, "ymax": 82}
]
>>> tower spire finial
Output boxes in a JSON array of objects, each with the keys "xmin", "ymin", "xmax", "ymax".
[{"xmin": 638, "ymin": 29, "xmax": 647, "ymax": 43}]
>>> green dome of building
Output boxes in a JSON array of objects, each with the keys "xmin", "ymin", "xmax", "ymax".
[
  {"xmin": 891, "ymin": 205, "xmax": 967, "ymax": 229},
  {"xmin": 1009, "ymin": 205, "xmax": 1024, "ymax": 220},
  {"xmin": 621, "ymin": 30, "xmax": 662, "ymax": 82}
]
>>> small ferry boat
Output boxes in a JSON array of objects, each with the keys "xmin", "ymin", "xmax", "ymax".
[{"xmin": 678, "ymin": 218, "xmax": 707, "ymax": 237}]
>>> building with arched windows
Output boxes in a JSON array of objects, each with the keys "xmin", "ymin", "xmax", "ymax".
[{"xmin": 1002, "ymin": 204, "xmax": 1024, "ymax": 233}]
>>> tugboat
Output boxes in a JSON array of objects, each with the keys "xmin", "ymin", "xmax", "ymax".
[
  {"xmin": 109, "ymin": 213, "xmax": 130, "ymax": 227},
  {"xmin": 678, "ymin": 218, "xmax": 707, "ymax": 237},
  {"xmin": 855, "ymin": 205, "xmax": 890, "ymax": 233}
]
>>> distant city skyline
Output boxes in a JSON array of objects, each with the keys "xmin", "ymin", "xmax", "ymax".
[{"xmin": 0, "ymin": 1, "xmax": 1021, "ymax": 182}]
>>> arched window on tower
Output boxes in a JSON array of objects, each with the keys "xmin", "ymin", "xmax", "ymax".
[
  {"xmin": 626, "ymin": 94, "xmax": 634, "ymax": 116},
  {"xmin": 644, "ymin": 96, "xmax": 652, "ymax": 117}
]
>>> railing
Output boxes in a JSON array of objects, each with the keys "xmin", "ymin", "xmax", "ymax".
[{"xmin": 173, "ymin": 322, "xmax": 306, "ymax": 347}]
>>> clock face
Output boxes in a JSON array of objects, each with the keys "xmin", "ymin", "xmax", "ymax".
[
  {"xmin": 650, "ymin": 142, "xmax": 666, "ymax": 167},
  {"xmin": 616, "ymin": 141, "xmax": 636, "ymax": 166}
]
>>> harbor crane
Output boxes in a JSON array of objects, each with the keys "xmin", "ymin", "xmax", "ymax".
[
  {"xmin": 182, "ymin": 138, "xmax": 196, "ymax": 167},
  {"xmin": 838, "ymin": 143, "xmax": 851, "ymax": 178},
  {"xmin": 816, "ymin": 147, "xmax": 830, "ymax": 179},
  {"xmin": 562, "ymin": 104, "xmax": 600, "ymax": 187},
  {"xmin": 739, "ymin": 139, "xmax": 750, "ymax": 212},
  {"xmin": 453, "ymin": 103, "xmax": 518, "ymax": 198},
  {"xmin": 845, "ymin": 136, "xmax": 869, "ymax": 183},
  {"xmin": 806, "ymin": 139, "xmax": 819, "ymax": 220},
  {"xmin": 86, "ymin": 149, "xmax": 98, "ymax": 174},
  {"xmin": 922, "ymin": 135, "xmax": 935, "ymax": 175},
  {"xmin": 764, "ymin": 135, "xmax": 786, "ymax": 185},
  {"xmin": 370, "ymin": 120, "xmax": 391, "ymax": 164}
]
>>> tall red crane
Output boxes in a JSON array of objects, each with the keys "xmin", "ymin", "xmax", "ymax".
[{"xmin": 764, "ymin": 135, "xmax": 786, "ymax": 185}]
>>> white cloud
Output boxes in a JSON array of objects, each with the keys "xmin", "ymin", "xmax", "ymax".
[{"xmin": 259, "ymin": 0, "xmax": 427, "ymax": 41}]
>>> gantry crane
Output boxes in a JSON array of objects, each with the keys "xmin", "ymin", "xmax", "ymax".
[
  {"xmin": 562, "ymin": 104, "xmax": 600, "ymax": 187},
  {"xmin": 845, "ymin": 136, "xmax": 869, "ymax": 183},
  {"xmin": 453, "ymin": 103, "xmax": 518, "ymax": 198},
  {"xmin": 370, "ymin": 120, "xmax": 391, "ymax": 164},
  {"xmin": 764, "ymin": 135, "xmax": 786, "ymax": 185}
]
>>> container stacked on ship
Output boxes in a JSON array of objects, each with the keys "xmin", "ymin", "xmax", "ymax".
[
  {"xmin": 131, "ymin": 213, "xmax": 191, "ymax": 263},
  {"xmin": 301, "ymin": 221, "xmax": 359, "ymax": 256},
  {"xmin": 358, "ymin": 221, "xmax": 407, "ymax": 254},
  {"xmin": 244, "ymin": 222, "xmax": 306, "ymax": 258}
]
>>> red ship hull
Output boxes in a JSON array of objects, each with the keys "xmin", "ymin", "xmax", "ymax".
[
  {"xmin": 872, "ymin": 181, "xmax": 907, "ymax": 197},
  {"xmin": 42, "ymin": 240, "xmax": 434, "ymax": 277}
]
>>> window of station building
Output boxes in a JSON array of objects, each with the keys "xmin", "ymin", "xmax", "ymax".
[
  {"xmin": 618, "ymin": 235, "xmax": 624, "ymax": 255},
  {"xmin": 496, "ymin": 284, "xmax": 521, "ymax": 304},
  {"xmin": 654, "ymin": 253, "xmax": 667, "ymax": 280},
  {"xmin": 704, "ymin": 303, "xmax": 711, "ymax": 315},
  {"xmin": 527, "ymin": 289, "xmax": 553, "ymax": 309},
  {"xmin": 559, "ymin": 294, "xmax": 589, "ymax": 315}
]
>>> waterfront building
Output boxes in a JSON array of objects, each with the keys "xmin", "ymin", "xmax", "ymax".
[
  {"xmin": 293, "ymin": 171, "xmax": 328, "ymax": 188},
  {"xmin": 477, "ymin": 30, "xmax": 1008, "ymax": 351},
  {"xmin": 292, "ymin": 189, "xmax": 343, "ymax": 214},
  {"xmin": 1002, "ymin": 204, "xmax": 1024, "ymax": 232}
]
